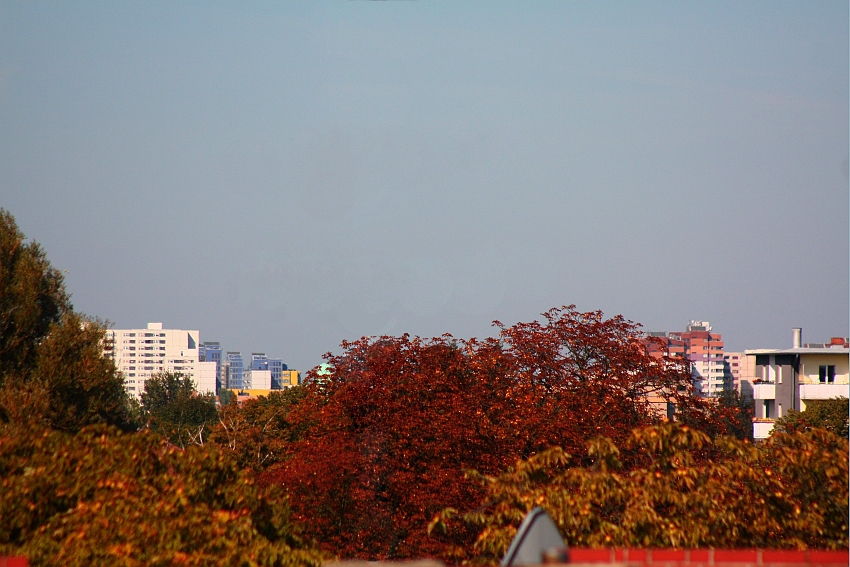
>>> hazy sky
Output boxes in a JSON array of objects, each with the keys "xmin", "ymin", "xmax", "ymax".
[{"xmin": 2, "ymin": 2, "xmax": 847, "ymax": 372}]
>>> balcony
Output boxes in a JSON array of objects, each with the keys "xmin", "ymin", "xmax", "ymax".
[
  {"xmin": 753, "ymin": 419, "xmax": 775, "ymax": 440},
  {"xmin": 799, "ymin": 383, "xmax": 849, "ymax": 400},
  {"xmin": 752, "ymin": 383, "xmax": 775, "ymax": 400}
]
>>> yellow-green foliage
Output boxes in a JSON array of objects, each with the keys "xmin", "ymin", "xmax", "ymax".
[
  {"xmin": 434, "ymin": 423, "xmax": 848, "ymax": 564},
  {"xmin": 0, "ymin": 423, "xmax": 326, "ymax": 567},
  {"xmin": 775, "ymin": 398, "xmax": 849, "ymax": 439}
]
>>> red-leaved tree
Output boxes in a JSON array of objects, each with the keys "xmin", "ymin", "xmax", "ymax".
[{"xmin": 262, "ymin": 306, "xmax": 720, "ymax": 560}]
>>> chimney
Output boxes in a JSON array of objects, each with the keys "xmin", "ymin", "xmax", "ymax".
[{"xmin": 792, "ymin": 328, "xmax": 802, "ymax": 349}]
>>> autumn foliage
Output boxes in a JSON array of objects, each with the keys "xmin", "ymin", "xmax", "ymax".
[
  {"xmin": 262, "ymin": 308, "xmax": 722, "ymax": 560},
  {"xmin": 1, "ymin": 208, "xmax": 846, "ymax": 565},
  {"xmin": 0, "ymin": 210, "xmax": 324, "ymax": 567},
  {"xmin": 0, "ymin": 423, "xmax": 325, "ymax": 567},
  {"xmin": 433, "ymin": 423, "xmax": 848, "ymax": 563}
]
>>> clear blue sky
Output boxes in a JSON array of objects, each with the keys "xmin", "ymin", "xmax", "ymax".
[{"xmin": 2, "ymin": 1, "xmax": 847, "ymax": 372}]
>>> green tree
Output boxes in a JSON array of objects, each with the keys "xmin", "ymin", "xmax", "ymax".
[
  {"xmin": 211, "ymin": 387, "xmax": 308, "ymax": 474},
  {"xmin": 774, "ymin": 397, "xmax": 849, "ymax": 438},
  {"xmin": 219, "ymin": 388, "xmax": 236, "ymax": 407},
  {"xmin": 140, "ymin": 371, "xmax": 218, "ymax": 448},
  {"xmin": 0, "ymin": 210, "xmax": 130, "ymax": 431},
  {"xmin": 0, "ymin": 210, "xmax": 70, "ymax": 379}
]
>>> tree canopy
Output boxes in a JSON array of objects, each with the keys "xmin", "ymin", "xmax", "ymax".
[
  {"xmin": 0, "ymin": 208, "xmax": 845, "ymax": 565},
  {"xmin": 211, "ymin": 387, "xmax": 308, "ymax": 475},
  {"xmin": 774, "ymin": 398, "xmax": 849, "ymax": 438},
  {"xmin": 0, "ymin": 209, "xmax": 71, "ymax": 380},
  {"xmin": 0, "ymin": 422, "xmax": 325, "ymax": 567},
  {"xmin": 0, "ymin": 211, "xmax": 325, "ymax": 566},
  {"xmin": 0, "ymin": 209, "xmax": 130, "ymax": 431},
  {"xmin": 261, "ymin": 307, "xmax": 736, "ymax": 560},
  {"xmin": 140, "ymin": 371, "xmax": 218, "ymax": 448},
  {"xmin": 431, "ymin": 423, "xmax": 849, "ymax": 564}
]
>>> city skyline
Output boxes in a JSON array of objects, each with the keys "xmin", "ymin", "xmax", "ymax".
[{"xmin": 2, "ymin": 2, "xmax": 847, "ymax": 373}]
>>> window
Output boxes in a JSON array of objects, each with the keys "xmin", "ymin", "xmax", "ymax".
[{"xmin": 819, "ymin": 365, "xmax": 836, "ymax": 383}]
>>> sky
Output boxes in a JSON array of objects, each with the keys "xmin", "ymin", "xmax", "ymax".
[{"xmin": 1, "ymin": 1, "xmax": 847, "ymax": 372}]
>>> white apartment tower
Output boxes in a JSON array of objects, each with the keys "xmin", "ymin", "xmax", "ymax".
[{"xmin": 104, "ymin": 323, "xmax": 217, "ymax": 399}]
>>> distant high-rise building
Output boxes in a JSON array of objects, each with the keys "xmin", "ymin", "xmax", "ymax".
[
  {"xmin": 250, "ymin": 353, "xmax": 268, "ymax": 371},
  {"xmin": 104, "ymin": 323, "xmax": 216, "ymax": 399},
  {"xmin": 645, "ymin": 320, "xmax": 728, "ymax": 397},
  {"xmin": 225, "ymin": 351, "xmax": 244, "ymax": 389},
  {"xmin": 250, "ymin": 352, "xmax": 289, "ymax": 389},
  {"xmin": 200, "ymin": 341, "xmax": 223, "ymax": 392},
  {"xmin": 723, "ymin": 351, "xmax": 758, "ymax": 399}
]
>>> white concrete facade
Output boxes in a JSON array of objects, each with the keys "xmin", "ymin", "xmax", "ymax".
[
  {"xmin": 104, "ymin": 322, "xmax": 216, "ymax": 399},
  {"xmin": 748, "ymin": 330, "xmax": 849, "ymax": 440},
  {"xmin": 197, "ymin": 361, "xmax": 217, "ymax": 395},
  {"xmin": 244, "ymin": 369, "xmax": 272, "ymax": 390},
  {"xmin": 691, "ymin": 359, "xmax": 727, "ymax": 397}
]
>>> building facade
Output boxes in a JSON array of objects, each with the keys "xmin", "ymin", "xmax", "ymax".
[
  {"xmin": 224, "ymin": 352, "xmax": 244, "ymax": 390},
  {"xmin": 199, "ymin": 341, "xmax": 223, "ymax": 392},
  {"xmin": 280, "ymin": 369, "xmax": 300, "ymax": 387},
  {"xmin": 104, "ymin": 322, "xmax": 217, "ymax": 399},
  {"xmin": 250, "ymin": 352, "xmax": 288, "ymax": 389},
  {"xmin": 244, "ymin": 368, "xmax": 272, "ymax": 389},
  {"xmin": 645, "ymin": 320, "xmax": 729, "ymax": 397},
  {"xmin": 749, "ymin": 329, "xmax": 850, "ymax": 440},
  {"xmin": 723, "ymin": 351, "xmax": 757, "ymax": 399}
]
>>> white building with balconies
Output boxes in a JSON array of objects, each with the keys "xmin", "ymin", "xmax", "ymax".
[
  {"xmin": 104, "ymin": 322, "xmax": 217, "ymax": 399},
  {"xmin": 748, "ymin": 328, "xmax": 849, "ymax": 440}
]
